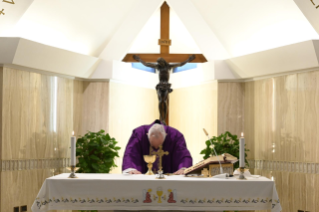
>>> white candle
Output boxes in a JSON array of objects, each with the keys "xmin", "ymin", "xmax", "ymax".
[
  {"xmin": 239, "ymin": 132, "xmax": 245, "ymax": 167},
  {"xmin": 71, "ymin": 131, "xmax": 76, "ymax": 166}
]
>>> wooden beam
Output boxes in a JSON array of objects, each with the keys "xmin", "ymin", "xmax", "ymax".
[
  {"xmin": 160, "ymin": 2, "xmax": 170, "ymax": 54},
  {"xmin": 122, "ymin": 54, "xmax": 207, "ymax": 63}
]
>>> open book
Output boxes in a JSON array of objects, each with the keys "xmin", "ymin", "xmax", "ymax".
[{"xmin": 184, "ymin": 153, "xmax": 238, "ymax": 175}]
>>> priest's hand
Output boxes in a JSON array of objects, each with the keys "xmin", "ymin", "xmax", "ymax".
[
  {"xmin": 129, "ymin": 170, "xmax": 142, "ymax": 174},
  {"xmin": 174, "ymin": 168, "xmax": 185, "ymax": 175}
]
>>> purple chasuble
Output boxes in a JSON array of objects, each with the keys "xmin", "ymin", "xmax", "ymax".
[{"xmin": 122, "ymin": 120, "xmax": 193, "ymax": 173}]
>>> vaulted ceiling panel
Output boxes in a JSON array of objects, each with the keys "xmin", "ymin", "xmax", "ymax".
[
  {"xmin": 294, "ymin": 0, "xmax": 319, "ymax": 35},
  {"xmin": 225, "ymin": 40, "xmax": 319, "ymax": 78},
  {"xmin": 191, "ymin": 0, "xmax": 319, "ymax": 57},
  {"xmin": 0, "ymin": 0, "xmax": 34, "ymax": 33},
  {"xmin": 0, "ymin": 0, "xmax": 139, "ymax": 56}
]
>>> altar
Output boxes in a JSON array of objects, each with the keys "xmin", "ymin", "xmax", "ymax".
[{"xmin": 31, "ymin": 173, "xmax": 281, "ymax": 212}]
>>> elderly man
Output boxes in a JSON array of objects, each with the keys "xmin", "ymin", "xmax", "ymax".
[{"xmin": 122, "ymin": 120, "xmax": 192, "ymax": 175}]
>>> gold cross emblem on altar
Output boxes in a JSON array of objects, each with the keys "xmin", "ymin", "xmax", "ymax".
[{"xmin": 152, "ymin": 145, "xmax": 169, "ymax": 172}]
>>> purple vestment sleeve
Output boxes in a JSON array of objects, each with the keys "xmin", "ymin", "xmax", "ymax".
[
  {"xmin": 122, "ymin": 130, "xmax": 143, "ymax": 172},
  {"xmin": 173, "ymin": 133, "xmax": 192, "ymax": 170}
]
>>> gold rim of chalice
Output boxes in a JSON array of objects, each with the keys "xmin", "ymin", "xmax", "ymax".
[
  {"xmin": 144, "ymin": 155, "xmax": 156, "ymax": 163},
  {"xmin": 66, "ymin": 167, "xmax": 80, "ymax": 172},
  {"xmin": 236, "ymin": 168, "xmax": 249, "ymax": 172}
]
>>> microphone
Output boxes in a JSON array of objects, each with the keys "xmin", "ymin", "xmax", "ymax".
[{"xmin": 203, "ymin": 128, "xmax": 223, "ymax": 174}]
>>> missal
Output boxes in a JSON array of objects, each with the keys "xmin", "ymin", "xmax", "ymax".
[{"xmin": 184, "ymin": 153, "xmax": 238, "ymax": 175}]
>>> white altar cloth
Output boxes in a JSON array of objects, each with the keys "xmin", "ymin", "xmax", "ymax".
[{"xmin": 31, "ymin": 173, "xmax": 281, "ymax": 212}]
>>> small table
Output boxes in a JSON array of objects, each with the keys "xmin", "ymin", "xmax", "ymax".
[{"xmin": 31, "ymin": 173, "xmax": 281, "ymax": 212}]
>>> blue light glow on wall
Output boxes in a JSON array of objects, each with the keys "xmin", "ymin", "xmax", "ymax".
[
  {"xmin": 132, "ymin": 63, "xmax": 156, "ymax": 73},
  {"xmin": 132, "ymin": 63, "xmax": 198, "ymax": 73},
  {"xmin": 173, "ymin": 63, "xmax": 197, "ymax": 73}
]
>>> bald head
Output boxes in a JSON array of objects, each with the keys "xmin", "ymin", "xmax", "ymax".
[{"xmin": 147, "ymin": 124, "xmax": 166, "ymax": 149}]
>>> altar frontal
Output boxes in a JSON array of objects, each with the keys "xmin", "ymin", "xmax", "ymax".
[{"xmin": 31, "ymin": 173, "xmax": 282, "ymax": 212}]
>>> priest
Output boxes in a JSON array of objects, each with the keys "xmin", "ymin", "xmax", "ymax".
[{"xmin": 122, "ymin": 120, "xmax": 192, "ymax": 175}]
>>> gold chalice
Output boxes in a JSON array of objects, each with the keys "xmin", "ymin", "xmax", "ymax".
[{"xmin": 144, "ymin": 155, "xmax": 156, "ymax": 175}]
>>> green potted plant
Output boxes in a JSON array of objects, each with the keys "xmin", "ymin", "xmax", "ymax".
[
  {"xmin": 76, "ymin": 129, "xmax": 121, "ymax": 173},
  {"xmin": 76, "ymin": 130, "xmax": 121, "ymax": 212},
  {"xmin": 200, "ymin": 131, "xmax": 249, "ymax": 170}
]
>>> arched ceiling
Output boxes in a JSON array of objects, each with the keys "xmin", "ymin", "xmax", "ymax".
[
  {"xmin": 1, "ymin": 0, "xmax": 319, "ymax": 81},
  {"xmin": 190, "ymin": 0, "xmax": 319, "ymax": 57},
  {"xmin": 1, "ymin": 0, "xmax": 318, "ymax": 58},
  {"xmin": 0, "ymin": 0, "xmax": 140, "ymax": 56}
]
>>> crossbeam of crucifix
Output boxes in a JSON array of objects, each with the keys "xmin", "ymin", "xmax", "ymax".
[{"xmin": 122, "ymin": 2, "xmax": 207, "ymax": 63}]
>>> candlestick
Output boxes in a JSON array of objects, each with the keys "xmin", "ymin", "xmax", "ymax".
[
  {"xmin": 239, "ymin": 132, "xmax": 245, "ymax": 168},
  {"xmin": 71, "ymin": 131, "xmax": 76, "ymax": 166},
  {"xmin": 68, "ymin": 165, "xmax": 78, "ymax": 178},
  {"xmin": 238, "ymin": 167, "xmax": 246, "ymax": 180}
]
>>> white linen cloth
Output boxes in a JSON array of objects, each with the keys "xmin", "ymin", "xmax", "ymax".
[{"xmin": 31, "ymin": 173, "xmax": 281, "ymax": 212}]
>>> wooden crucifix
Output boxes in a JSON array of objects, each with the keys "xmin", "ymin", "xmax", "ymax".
[{"xmin": 122, "ymin": 2, "xmax": 207, "ymax": 125}]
